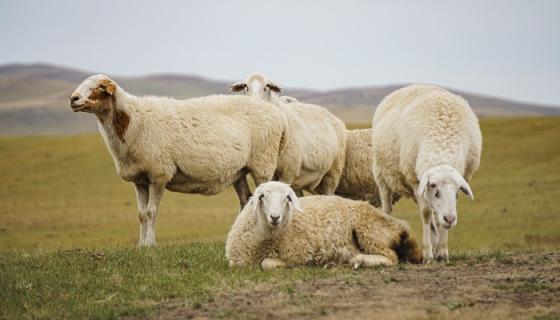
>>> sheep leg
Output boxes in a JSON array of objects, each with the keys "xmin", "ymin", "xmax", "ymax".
[
  {"xmin": 434, "ymin": 225, "xmax": 449, "ymax": 263},
  {"xmin": 351, "ymin": 225, "xmax": 399, "ymax": 265},
  {"xmin": 377, "ymin": 181, "xmax": 393, "ymax": 214},
  {"xmin": 134, "ymin": 183, "xmax": 149, "ymax": 247},
  {"xmin": 143, "ymin": 183, "xmax": 165, "ymax": 247},
  {"xmin": 316, "ymin": 162, "xmax": 343, "ymax": 195},
  {"xmin": 419, "ymin": 204, "xmax": 434, "ymax": 263},
  {"xmin": 350, "ymin": 254, "xmax": 394, "ymax": 270},
  {"xmin": 233, "ymin": 175, "xmax": 252, "ymax": 210},
  {"xmin": 261, "ymin": 258, "xmax": 287, "ymax": 270}
]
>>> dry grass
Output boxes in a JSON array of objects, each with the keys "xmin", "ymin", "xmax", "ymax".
[
  {"xmin": 1, "ymin": 117, "xmax": 559, "ymax": 252},
  {"xmin": 1, "ymin": 117, "xmax": 559, "ymax": 319}
]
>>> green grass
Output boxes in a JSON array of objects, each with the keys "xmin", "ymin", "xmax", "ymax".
[
  {"xmin": 0, "ymin": 117, "xmax": 559, "ymax": 319},
  {"xmin": 0, "ymin": 243, "xmax": 335, "ymax": 319}
]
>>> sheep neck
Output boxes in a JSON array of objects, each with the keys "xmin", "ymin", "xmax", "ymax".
[{"xmin": 96, "ymin": 89, "xmax": 136, "ymax": 167}]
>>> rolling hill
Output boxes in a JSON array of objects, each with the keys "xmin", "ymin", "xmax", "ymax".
[{"xmin": 1, "ymin": 63, "xmax": 559, "ymax": 135}]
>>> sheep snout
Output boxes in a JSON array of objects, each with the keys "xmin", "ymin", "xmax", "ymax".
[
  {"xmin": 69, "ymin": 94, "xmax": 86, "ymax": 111},
  {"xmin": 442, "ymin": 215, "xmax": 457, "ymax": 229}
]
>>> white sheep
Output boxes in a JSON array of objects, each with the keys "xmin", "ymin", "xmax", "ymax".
[
  {"xmin": 371, "ymin": 84, "xmax": 482, "ymax": 263},
  {"xmin": 230, "ymin": 74, "xmax": 396, "ymax": 206},
  {"xmin": 335, "ymin": 128, "xmax": 400, "ymax": 207},
  {"xmin": 230, "ymin": 73, "xmax": 346, "ymax": 196},
  {"xmin": 229, "ymin": 73, "xmax": 298, "ymax": 106},
  {"xmin": 69, "ymin": 74, "xmax": 291, "ymax": 247},
  {"xmin": 225, "ymin": 181, "xmax": 422, "ymax": 269}
]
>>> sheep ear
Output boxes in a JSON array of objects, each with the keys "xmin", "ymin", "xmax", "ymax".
[
  {"xmin": 459, "ymin": 180, "xmax": 474, "ymax": 200},
  {"xmin": 99, "ymin": 79, "xmax": 116, "ymax": 96},
  {"xmin": 287, "ymin": 189, "xmax": 302, "ymax": 213},
  {"xmin": 248, "ymin": 191, "xmax": 262, "ymax": 217},
  {"xmin": 417, "ymin": 172, "xmax": 430, "ymax": 199},
  {"xmin": 229, "ymin": 82, "xmax": 246, "ymax": 93},
  {"xmin": 268, "ymin": 82, "xmax": 282, "ymax": 93},
  {"xmin": 450, "ymin": 168, "xmax": 474, "ymax": 200}
]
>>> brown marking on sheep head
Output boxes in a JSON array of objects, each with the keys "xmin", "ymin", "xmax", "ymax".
[{"xmin": 69, "ymin": 75, "xmax": 117, "ymax": 115}]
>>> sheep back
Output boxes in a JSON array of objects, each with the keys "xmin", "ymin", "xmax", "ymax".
[{"xmin": 371, "ymin": 85, "xmax": 482, "ymax": 196}]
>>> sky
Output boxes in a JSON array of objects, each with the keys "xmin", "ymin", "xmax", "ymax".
[{"xmin": 1, "ymin": 0, "xmax": 559, "ymax": 106}]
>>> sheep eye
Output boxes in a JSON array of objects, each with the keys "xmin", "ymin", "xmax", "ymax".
[
  {"xmin": 287, "ymin": 195, "xmax": 292, "ymax": 202},
  {"xmin": 430, "ymin": 183, "xmax": 437, "ymax": 188},
  {"xmin": 435, "ymin": 191, "xmax": 440, "ymax": 198},
  {"xmin": 259, "ymin": 194, "xmax": 264, "ymax": 200}
]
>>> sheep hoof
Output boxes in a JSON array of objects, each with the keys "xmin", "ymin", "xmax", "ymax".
[
  {"xmin": 352, "ymin": 262, "xmax": 361, "ymax": 270},
  {"xmin": 423, "ymin": 256, "xmax": 433, "ymax": 264}
]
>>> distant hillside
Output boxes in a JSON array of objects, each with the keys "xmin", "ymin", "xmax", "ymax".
[{"xmin": 1, "ymin": 63, "xmax": 559, "ymax": 135}]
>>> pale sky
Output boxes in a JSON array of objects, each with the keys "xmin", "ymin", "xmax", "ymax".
[{"xmin": 1, "ymin": 0, "xmax": 559, "ymax": 106}]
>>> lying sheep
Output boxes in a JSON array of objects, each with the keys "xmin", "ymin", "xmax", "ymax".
[
  {"xmin": 69, "ymin": 74, "xmax": 291, "ymax": 247},
  {"xmin": 225, "ymin": 181, "xmax": 422, "ymax": 269},
  {"xmin": 371, "ymin": 85, "xmax": 482, "ymax": 263},
  {"xmin": 230, "ymin": 73, "xmax": 346, "ymax": 196},
  {"xmin": 335, "ymin": 128, "xmax": 400, "ymax": 207}
]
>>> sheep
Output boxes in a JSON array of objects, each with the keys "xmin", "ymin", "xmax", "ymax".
[
  {"xmin": 229, "ymin": 72, "xmax": 298, "ymax": 106},
  {"xmin": 229, "ymin": 73, "xmax": 346, "ymax": 196},
  {"xmin": 335, "ymin": 128, "xmax": 400, "ymax": 207},
  {"xmin": 69, "ymin": 74, "xmax": 292, "ymax": 247},
  {"xmin": 225, "ymin": 181, "xmax": 422, "ymax": 269},
  {"xmin": 230, "ymin": 73, "xmax": 398, "ymax": 207},
  {"xmin": 371, "ymin": 84, "xmax": 482, "ymax": 263}
]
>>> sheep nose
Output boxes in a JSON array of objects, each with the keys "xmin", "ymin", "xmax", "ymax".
[
  {"xmin": 444, "ymin": 215, "xmax": 456, "ymax": 224},
  {"xmin": 271, "ymin": 215, "xmax": 280, "ymax": 222},
  {"xmin": 70, "ymin": 96, "xmax": 79, "ymax": 103}
]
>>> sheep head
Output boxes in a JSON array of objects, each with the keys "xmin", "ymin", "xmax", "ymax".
[
  {"xmin": 69, "ymin": 74, "xmax": 117, "ymax": 114},
  {"xmin": 248, "ymin": 181, "xmax": 302, "ymax": 229},
  {"xmin": 417, "ymin": 165, "xmax": 474, "ymax": 230},
  {"xmin": 229, "ymin": 73, "xmax": 282, "ymax": 102}
]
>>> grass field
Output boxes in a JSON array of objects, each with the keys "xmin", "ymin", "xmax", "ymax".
[
  {"xmin": 1, "ymin": 117, "xmax": 559, "ymax": 252},
  {"xmin": 1, "ymin": 117, "xmax": 559, "ymax": 319}
]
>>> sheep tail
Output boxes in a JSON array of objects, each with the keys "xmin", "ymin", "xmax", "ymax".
[{"xmin": 394, "ymin": 228, "xmax": 423, "ymax": 264}]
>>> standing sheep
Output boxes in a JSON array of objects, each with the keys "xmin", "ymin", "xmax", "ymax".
[
  {"xmin": 371, "ymin": 85, "xmax": 482, "ymax": 263},
  {"xmin": 231, "ymin": 73, "xmax": 397, "ymax": 206},
  {"xmin": 230, "ymin": 73, "xmax": 346, "ymax": 196},
  {"xmin": 225, "ymin": 181, "xmax": 422, "ymax": 269},
  {"xmin": 69, "ymin": 74, "xmax": 291, "ymax": 246}
]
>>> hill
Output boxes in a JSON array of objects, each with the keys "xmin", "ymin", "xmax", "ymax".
[{"xmin": 1, "ymin": 63, "xmax": 559, "ymax": 135}]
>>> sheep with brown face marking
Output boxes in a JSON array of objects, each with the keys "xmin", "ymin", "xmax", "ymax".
[
  {"xmin": 69, "ymin": 74, "xmax": 291, "ymax": 247},
  {"xmin": 225, "ymin": 181, "xmax": 422, "ymax": 269},
  {"xmin": 371, "ymin": 85, "xmax": 482, "ymax": 263},
  {"xmin": 230, "ymin": 73, "xmax": 347, "ymax": 196}
]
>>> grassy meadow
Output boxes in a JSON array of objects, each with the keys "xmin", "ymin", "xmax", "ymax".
[
  {"xmin": 1, "ymin": 117, "xmax": 559, "ymax": 319},
  {"xmin": 0, "ymin": 117, "xmax": 559, "ymax": 252}
]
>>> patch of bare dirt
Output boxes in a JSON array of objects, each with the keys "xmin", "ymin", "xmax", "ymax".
[{"xmin": 133, "ymin": 252, "xmax": 560, "ymax": 320}]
